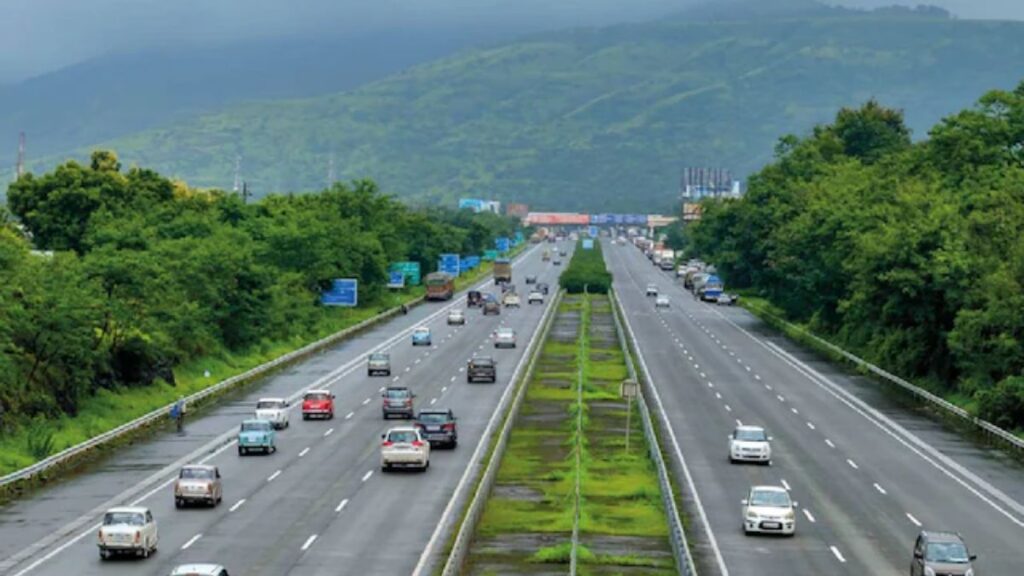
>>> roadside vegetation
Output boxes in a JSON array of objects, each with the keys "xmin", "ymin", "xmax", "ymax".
[
  {"xmin": 0, "ymin": 151, "xmax": 519, "ymax": 474},
  {"xmin": 467, "ymin": 293, "xmax": 673, "ymax": 574},
  {"xmin": 684, "ymin": 82, "xmax": 1024, "ymax": 432}
]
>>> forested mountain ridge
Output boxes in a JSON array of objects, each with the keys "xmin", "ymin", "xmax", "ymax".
[{"xmin": 30, "ymin": 4, "xmax": 1024, "ymax": 211}]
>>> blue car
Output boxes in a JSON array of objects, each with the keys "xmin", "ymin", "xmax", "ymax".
[
  {"xmin": 412, "ymin": 326, "xmax": 432, "ymax": 346},
  {"xmin": 238, "ymin": 419, "xmax": 276, "ymax": 455}
]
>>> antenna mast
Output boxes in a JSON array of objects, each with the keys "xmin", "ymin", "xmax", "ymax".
[{"xmin": 16, "ymin": 132, "xmax": 25, "ymax": 179}]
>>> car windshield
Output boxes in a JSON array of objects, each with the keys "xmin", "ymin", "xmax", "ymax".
[
  {"xmin": 925, "ymin": 542, "xmax": 970, "ymax": 563},
  {"xmin": 750, "ymin": 490, "xmax": 791, "ymax": 508},
  {"xmin": 387, "ymin": 431, "xmax": 418, "ymax": 443},
  {"xmin": 305, "ymin": 392, "xmax": 329, "ymax": 401},
  {"xmin": 415, "ymin": 328, "xmax": 429, "ymax": 335},
  {"xmin": 370, "ymin": 353, "xmax": 388, "ymax": 362},
  {"xmin": 735, "ymin": 429, "xmax": 767, "ymax": 442},
  {"xmin": 497, "ymin": 329, "xmax": 514, "ymax": 337},
  {"xmin": 472, "ymin": 358, "xmax": 494, "ymax": 366},
  {"xmin": 450, "ymin": 310, "xmax": 463, "ymax": 316},
  {"xmin": 256, "ymin": 400, "xmax": 284, "ymax": 409},
  {"xmin": 418, "ymin": 412, "xmax": 450, "ymax": 423},
  {"xmin": 241, "ymin": 421, "xmax": 269, "ymax": 432},
  {"xmin": 386, "ymin": 389, "xmax": 410, "ymax": 399},
  {"xmin": 103, "ymin": 512, "xmax": 145, "ymax": 526},
  {"xmin": 180, "ymin": 467, "xmax": 214, "ymax": 479}
]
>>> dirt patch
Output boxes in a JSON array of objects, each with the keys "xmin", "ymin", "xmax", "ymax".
[{"xmin": 492, "ymin": 485, "xmax": 545, "ymax": 502}]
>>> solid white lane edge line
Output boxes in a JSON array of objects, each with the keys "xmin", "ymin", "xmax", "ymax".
[
  {"xmin": 229, "ymin": 499, "xmax": 246, "ymax": 512},
  {"xmin": 361, "ymin": 470, "xmax": 373, "ymax": 482},
  {"xmin": 301, "ymin": 534, "xmax": 318, "ymax": 551},
  {"xmin": 181, "ymin": 534, "xmax": 202, "ymax": 550},
  {"xmin": 299, "ymin": 447, "xmax": 310, "ymax": 457},
  {"xmin": 335, "ymin": 499, "xmax": 349, "ymax": 513},
  {"xmin": 830, "ymin": 546, "xmax": 847, "ymax": 563},
  {"xmin": 267, "ymin": 470, "xmax": 282, "ymax": 482}
]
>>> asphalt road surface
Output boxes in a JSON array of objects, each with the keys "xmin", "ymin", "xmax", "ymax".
[
  {"xmin": 605, "ymin": 238, "xmax": 1024, "ymax": 576},
  {"xmin": 0, "ymin": 241, "xmax": 572, "ymax": 576}
]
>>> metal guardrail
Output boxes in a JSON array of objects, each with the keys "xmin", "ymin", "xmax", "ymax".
[
  {"xmin": 745, "ymin": 301, "xmax": 1024, "ymax": 453},
  {"xmin": 0, "ymin": 295, "xmax": 426, "ymax": 491},
  {"xmin": 438, "ymin": 289, "xmax": 563, "ymax": 576},
  {"xmin": 610, "ymin": 289, "xmax": 696, "ymax": 576}
]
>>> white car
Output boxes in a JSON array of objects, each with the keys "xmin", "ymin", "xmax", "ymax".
[
  {"xmin": 503, "ymin": 293, "xmax": 521, "ymax": 308},
  {"xmin": 494, "ymin": 327, "xmax": 517, "ymax": 348},
  {"xmin": 381, "ymin": 427, "xmax": 430, "ymax": 471},
  {"xmin": 255, "ymin": 397, "xmax": 289, "ymax": 429},
  {"xmin": 97, "ymin": 506, "xmax": 159, "ymax": 559},
  {"xmin": 171, "ymin": 565, "xmax": 230, "ymax": 576},
  {"xmin": 645, "ymin": 283, "xmax": 658, "ymax": 297},
  {"xmin": 447, "ymin": 309, "xmax": 466, "ymax": 325},
  {"xmin": 742, "ymin": 486, "xmax": 797, "ymax": 536},
  {"xmin": 728, "ymin": 425, "xmax": 772, "ymax": 465},
  {"xmin": 655, "ymin": 295, "xmax": 670, "ymax": 308},
  {"xmin": 527, "ymin": 290, "xmax": 544, "ymax": 304}
]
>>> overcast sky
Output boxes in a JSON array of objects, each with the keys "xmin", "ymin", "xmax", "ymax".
[{"xmin": 2, "ymin": 0, "xmax": 1022, "ymax": 83}]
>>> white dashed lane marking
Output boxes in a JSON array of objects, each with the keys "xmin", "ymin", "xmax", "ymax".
[
  {"xmin": 830, "ymin": 546, "xmax": 847, "ymax": 563},
  {"xmin": 361, "ymin": 470, "xmax": 373, "ymax": 482},
  {"xmin": 335, "ymin": 499, "xmax": 349, "ymax": 513},
  {"xmin": 825, "ymin": 439, "xmax": 835, "ymax": 448},
  {"xmin": 874, "ymin": 483, "xmax": 887, "ymax": 495},
  {"xmin": 906, "ymin": 513, "xmax": 922, "ymax": 527},
  {"xmin": 267, "ymin": 470, "xmax": 282, "ymax": 482},
  {"xmin": 181, "ymin": 534, "xmax": 202, "ymax": 550},
  {"xmin": 324, "ymin": 428, "xmax": 334, "ymax": 437},
  {"xmin": 802, "ymin": 509, "xmax": 816, "ymax": 523},
  {"xmin": 301, "ymin": 534, "xmax": 318, "ymax": 551},
  {"xmin": 847, "ymin": 459, "xmax": 859, "ymax": 470},
  {"xmin": 229, "ymin": 499, "xmax": 246, "ymax": 512},
  {"xmin": 298, "ymin": 447, "xmax": 310, "ymax": 457}
]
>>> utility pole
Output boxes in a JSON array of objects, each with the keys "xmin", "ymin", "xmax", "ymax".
[
  {"xmin": 327, "ymin": 152, "xmax": 336, "ymax": 188},
  {"xmin": 241, "ymin": 181, "xmax": 250, "ymax": 204},
  {"xmin": 233, "ymin": 155, "xmax": 242, "ymax": 193},
  {"xmin": 16, "ymin": 132, "xmax": 25, "ymax": 179}
]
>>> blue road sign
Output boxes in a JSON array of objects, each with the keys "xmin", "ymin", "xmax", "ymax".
[
  {"xmin": 496, "ymin": 237, "xmax": 511, "ymax": 253},
  {"xmin": 588, "ymin": 226, "xmax": 598, "ymax": 238},
  {"xmin": 322, "ymin": 278, "xmax": 358, "ymax": 306},
  {"xmin": 582, "ymin": 239, "xmax": 595, "ymax": 250},
  {"xmin": 440, "ymin": 253, "xmax": 461, "ymax": 276},
  {"xmin": 387, "ymin": 271, "xmax": 405, "ymax": 288}
]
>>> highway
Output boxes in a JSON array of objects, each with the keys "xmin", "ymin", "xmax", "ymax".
[
  {"xmin": 605, "ymin": 238, "xmax": 1024, "ymax": 575},
  {"xmin": 0, "ymin": 241, "xmax": 570, "ymax": 576}
]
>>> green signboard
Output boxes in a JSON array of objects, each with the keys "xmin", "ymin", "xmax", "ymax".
[
  {"xmin": 483, "ymin": 250, "xmax": 499, "ymax": 262},
  {"xmin": 388, "ymin": 262, "xmax": 422, "ymax": 286}
]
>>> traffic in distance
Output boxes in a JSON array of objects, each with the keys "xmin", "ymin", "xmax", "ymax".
[
  {"xmin": 68, "ymin": 239, "xmax": 572, "ymax": 576},
  {"xmin": 613, "ymin": 227, "xmax": 992, "ymax": 576}
]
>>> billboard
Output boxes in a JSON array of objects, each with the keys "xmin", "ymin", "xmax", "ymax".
[
  {"xmin": 526, "ymin": 212, "xmax": 591, "ymax": 225},
  {"xmin": 682, "ymin": 203, "xmax": 703, "ymax": 222},
  {"xmin": 647, "ymin": 215, "xmax": 678, "ymax": 228},
  {"xmin": 590, "ymin": 214, "xmax": 613, "ymax": 225},
  {"xmin": 507, "ymin": 203, "xmax": 529, "ymax": 218},
  {"xmin": 321, "ymin": 279, "xmax": 358, "ymax": 307}
]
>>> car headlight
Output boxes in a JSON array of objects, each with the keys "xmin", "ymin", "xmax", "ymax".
[
  {"xmin": 785, "ymin": 511, "xmax": 795, "ymax": 521},
  {"xmin": 746, "ymin": 512, "xmax": 760, "ymax": 521}
]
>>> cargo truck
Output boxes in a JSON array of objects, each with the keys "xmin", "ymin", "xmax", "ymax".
[
  {"xmin": 425, "ymin": 272, "xmax": 455, "ymax": 301},
  {"xmin": 494, "ymin": 258, "xmax": 513, "ymax": 285}
]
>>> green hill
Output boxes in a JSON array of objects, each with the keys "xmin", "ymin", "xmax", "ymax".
[{"xmin": 30, "ymin": 4, "xmax": 1024, "ymax": 212}]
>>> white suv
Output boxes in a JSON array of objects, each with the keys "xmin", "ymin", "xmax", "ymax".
[
  {"xmin": 742, "ymin": 486, "xmax": 796, "ymax": 536},
  {"xmin": 728, "ymin": 425, "xmax": 772, "ymax": 465},
  {"xmin": 255, "ymin": 397, "xmax": 290, "ymax": 429},
  {"xmin": 98, "ymin": 506, "xmax": 158, "ymax": 559},
  {"xmin": 381, "ymin": 427, "xmax": 430, "ymax": 471},
  {"xmin": 171, "ymin": 565, "xmax": 230, "ymax": 576},
  {"xmin": 645, "ymin": 283, "xmax": 658, "ymax": 297}
]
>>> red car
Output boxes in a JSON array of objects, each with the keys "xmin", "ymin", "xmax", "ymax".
[{"xmin": 302, "ymin": 389, "xmax": 335, "ymax": 420}]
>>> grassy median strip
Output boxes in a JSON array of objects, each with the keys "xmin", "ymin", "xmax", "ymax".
[{"xmin": 465, "ymin": 294, "xmax": 675, "ymax": 575}]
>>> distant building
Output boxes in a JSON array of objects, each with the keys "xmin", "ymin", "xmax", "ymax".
[
  {"xmin": 458, "ymin": 198, "xmax": 501, "ymax": 214},
  {"xmin": 679, "ymin": 167, "xmax": 742, "ymax": 200}
]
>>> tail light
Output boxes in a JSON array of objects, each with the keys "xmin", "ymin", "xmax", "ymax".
[
  {"xmin": 412, "ymin": 440, "xmax": 425, "ymax": 448},
  {"xmin": 134, "ymin": 531, "xmax": 141, "ymax": 544},
  {"xmin": 443, "ymin": 423, "xmax": 456, "ymax": 431},
  {"xmin": 382, "ymin": 441, "xmax": 394, "ymax": 447}
]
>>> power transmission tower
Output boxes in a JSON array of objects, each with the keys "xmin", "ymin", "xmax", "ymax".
[
  {"xmin": 233, "ymin": 156, "xmax": 242, "ymax": 193},
  {"xmin": 16, "ymin": 132, "xmax": 25, "ymax": 179}
]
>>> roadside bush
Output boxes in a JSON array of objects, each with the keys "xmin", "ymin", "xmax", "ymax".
[
  {"xmin": 977, "ymin": 377, "xmax": 1024, "ymax": 431},
  {"xmin": 560, "ymin": 240, "xmax": 612, "ymax": 294}
]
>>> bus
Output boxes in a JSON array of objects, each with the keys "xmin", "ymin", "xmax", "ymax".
[{"xmin": 425, "ymin": 272, "xmax": 455, "ymax": 301}]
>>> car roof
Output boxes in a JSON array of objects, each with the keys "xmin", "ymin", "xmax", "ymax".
[
  {"xmin": 304, "ymin": 389, "xmax": 330, "ymax": 395},
  {"xmin": 181, "ymin": 464, "xmax": 216, "ymax": 471},
  {"xmin": 241, "ymin": 418, "xmax": 272, "ymax": 425},
  {"xmin": 497, "ymin": 327, "xmax": 515, "ymax": 332},
  {"xmin": 386, "ymin": 426, "xmax": 419, "ymax": 433},
  {"xmin": 171, "ymin": 565, "xmax": 226, "ymax": 575},
  {"xmin": 735, "ymin": 425, "xmax": 765, "ymax": 433},
  {"xmin": 415, "ymin": 326, "xmax": 430, "ymax": 331},
  {"xmin": 106, "ymin": 506, "xmax": 149, "ymax": 514},
  {"xmin": 750, "ymin": 485, "xmax": 788, "ymax": 494},
  {"xmin": 920, "ymin": 531, "xmax": 964, "ymax": 543},
  {"xmin": 418, "ymin": 409, "xmax": 452, "ymax": 417},
  {"xmin": 257, "ymin": 397, "xmax": 286, "ymax": 402}
]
